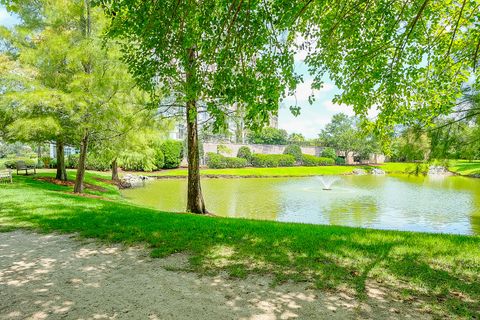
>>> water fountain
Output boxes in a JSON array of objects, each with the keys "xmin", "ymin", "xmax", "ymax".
[{"xmin": 319, "ymin": 176, "xmax": 338, "ymax": 190}]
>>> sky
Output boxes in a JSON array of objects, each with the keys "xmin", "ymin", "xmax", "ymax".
[{"xmin": 0, "ymin": 6, "xmax": 355, "ymax": 139}]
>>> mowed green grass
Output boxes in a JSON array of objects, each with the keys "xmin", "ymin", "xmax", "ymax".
[
  {"xmin": 0, "ymin": 172, "xmax": 479, "ymax": 318},
  {"xmin": 152, "ymin": 166, "xmax": 356, "ymax": 177},
  {"xmin": 375, "ymin": 161, "xmax": 480, "ymax": 176},
  {"xmin": 449, "ymin": 160, "xmax": 480, "ymax": 176},
  {"xmin": 375, "ymin": 162, "xmax": 419, "ymax": 173}
]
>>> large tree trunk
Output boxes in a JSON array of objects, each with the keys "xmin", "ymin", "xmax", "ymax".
[
  {"xmin": 186, "ymin": 99, "xmax": 207, "ymax": 214},
  {"xmin": 73, "ymin": 131, "xmax": 89, "ymax": 193},
  {"xmin": 185, "ymin": 47, "xmax": 207, "ymax": 214},
  {"xmin": 111, "ymin": 158, "xmax": 119, "ymax": 181},
  {"xmin": 55, "ymin": 140, "xmax": 68, "ymax": 181}
]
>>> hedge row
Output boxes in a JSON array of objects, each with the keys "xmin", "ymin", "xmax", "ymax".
[
  {"xmin": 302, "ymin": 154, "xmax": 335, "ymax": 166},
  {"xmin": 250, "ymin": 154, "xmax": 296, "ymax": 167},
  {"xmin": 206, "ymin": 153, "xmax": 248, "ymax": 169},
  {"xmin": 3, "ymin": 158, "xmax": 37, "ymax": 169},
  {"xmin": 67, "ymin": 154, "xmax": 111, "ymax": 171}
]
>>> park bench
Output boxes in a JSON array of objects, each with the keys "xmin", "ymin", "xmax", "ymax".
[
  {"xmin": 16, "ymin": 161, "xmax": 36, "ymax": 175},
  {"xmin": 0, "ymin": 169, "xmax": 12, "ymax": 184}
]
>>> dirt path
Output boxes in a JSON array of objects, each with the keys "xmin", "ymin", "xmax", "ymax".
[{"xmin": 0, "ymin": 231, "xmax": 430, "ymax": 320}]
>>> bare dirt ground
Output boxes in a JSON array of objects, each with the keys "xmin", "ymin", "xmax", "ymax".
[{"xmin": 0, "ymin": 231, "xmax": 431, "ymax": 320}]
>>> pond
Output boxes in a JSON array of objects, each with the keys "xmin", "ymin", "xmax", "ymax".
[{"xmin": 121, "ymin": 175, "xmax": 480, "ymax": 235}]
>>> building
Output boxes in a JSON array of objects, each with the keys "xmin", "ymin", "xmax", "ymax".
[
  {"xmin": 167, "ymin": 102, "xmax": 278, "ymax": 143},
  {"xmin": 49, "ymin": 143, "xmax": 79, "ymax": 159}
]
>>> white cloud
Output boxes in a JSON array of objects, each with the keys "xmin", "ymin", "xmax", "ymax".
[
  {"xmin": 284, "ymin": 80, "xmax": 334, "ymax": 105},
  {"xmin": 323, "ymin": 100, "xmax": 355, "ymax": 116},
  {"xmin": 278, "ymin": 106, "xmax": 331, "ymax": 138}
]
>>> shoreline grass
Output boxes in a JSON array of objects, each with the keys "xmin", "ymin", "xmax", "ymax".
[
  {"xmin": 448, "ymin": 160, "xmax": 480, "ymax": 176},
  {"xmin": 1, "ymin": 172, "xmax": 479, "ymax": 318},
  {"xmin": 9, "ymin": 160, "xmax": 480, "ymax": 179},
  {"xmin": 148, "ymin": 166, "xmax": 357, "ymax": 177}
]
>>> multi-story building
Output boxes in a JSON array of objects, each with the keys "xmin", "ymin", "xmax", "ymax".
[{"xmin": 167, "ymin": 102, "xmax": 278, "ymax": 143}]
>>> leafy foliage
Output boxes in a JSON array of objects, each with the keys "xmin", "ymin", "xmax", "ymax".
[
  {"xmin": 391, "ymin": 128, "xmax": 431, "ymax": 162},
  {"xmin": 288, "ymin": 133, "xmax": 306, "ymax": 145},
  {"xmin": 248, "ymin": 127, "xmax": 289, "ymax": 145},
  {"xmin": 4, "ymin": 158, "xmax": 37, "ymax": 169},
  {"xmin": 283, "ymin": 144, "xmax": 302, "ymax": 161},
  {"xmin": 319, "ymin": 113, "xmax": 380, "ymax": 160},
  {"xmin": 302, "ymin": 155, "xmax": 335, "ymax": 166},
  {"xmin": 120, "ymin": 151, "xmax": 158, "ymax": 172},
  {"xmin": 206, "ymin": 153, "xmax": 247, "ymax": 169},
  {"xmin": 321, "ymin": 147, "xmax": 337, "ymax": 160},
  {"xmin": 335, "ymin": 157, "xmax": 346, "ymax": 165},
  {"xmin": 297, "ymin": 0, "xmax": 478, "ymax": 136},
  {"xmin": 160, "ymin": 140, "xmax": 184, "ymax": 169},
  {"xmin": 67, "ymin": 154, "xmax": 111, "ymax": 172},
  {"xmin": 250, "ymin": 154, "xmax": 295, "ymax": 168},
  {"xmin": 100, "ymin": 0, "xmax": 299, "ymax": 131},
  {"xmin": 236, "ymin": 146, "xmax": 252, "ymax": 163}
]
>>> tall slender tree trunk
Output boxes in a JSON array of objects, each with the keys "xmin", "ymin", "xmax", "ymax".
[
  {"xmin": 37, "ymin": 145, "xmax": 42, "ymax": 167},
  {"xmin": 73, "ymin": 0, "xmax": 91, "ymax": 194},
  {"xmin": 111, "ymin": 158, "xmax": 119, "ymax": 181},
  {"xmin": 186, "ymin": 47, "xmax": 207, "ymax": 214},
  {"xmin": 74, "ymin": 131, "xmax": 89, "ymax": 193},
  {"xmin": 55, "ymin": 140, "xmax": 68, "ymax": 181}
]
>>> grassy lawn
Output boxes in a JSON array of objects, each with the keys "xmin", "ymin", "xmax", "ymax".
[
  {"xmin": 0, "ymin": 172, "xmax": 479, "ymax": 318},
  {"xmin": 375, "ymin": 162, "xmax": 419, "ymax": 173},
  {"xmin": 152, "ymin": 166, "xmax": 356, "ymax": 177},
  {"xmin": 374, "ymin": 161, "xmax": 480, "ymax": 176},
  {"xmin": 449, "ymin": 160, "xmax": 480, "ymax": 176}
]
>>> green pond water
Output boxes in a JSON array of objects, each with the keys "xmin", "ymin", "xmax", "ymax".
[{"xmin": 121, "ymin": 175, "xmax": 480, "ymax": 235}]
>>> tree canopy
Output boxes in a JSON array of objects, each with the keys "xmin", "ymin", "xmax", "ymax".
[{"xmin": 295, "ymin": 0, "xmax": 479, "ymax": 130}]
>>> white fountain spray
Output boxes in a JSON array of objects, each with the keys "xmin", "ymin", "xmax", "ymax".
[{"xmin": 319, "ymin": 176, "xmax": 338, "ymax": 190}]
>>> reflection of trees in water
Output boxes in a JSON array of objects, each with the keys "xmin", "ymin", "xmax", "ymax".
[
  {"xmin": 204, "ymin": 179, "xmax": 281, "ymax": 221},
  {"xmin": 470, "ymin": 189, "xmax": 480, "ymax": 235},
  {"xmin": 325, "ymin": 196, "xmax": 379, "ymax": 228},
  {"xmin": 343, "ymin": 175, "xmax": 387, "ymax": 190}
]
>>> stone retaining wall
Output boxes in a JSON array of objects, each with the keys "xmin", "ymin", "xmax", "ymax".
[{"xmin": 203, "ymin": 143, "xmax": 323, "ymax": 158}]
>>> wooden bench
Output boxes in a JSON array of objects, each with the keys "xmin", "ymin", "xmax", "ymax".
[
  {"xmin": 16, "ymin": 161, "xmax": 36, "ymax": 175},
  {"xmin": 0, "ymin": 170, "xmax": 12, "ymax": 184}
]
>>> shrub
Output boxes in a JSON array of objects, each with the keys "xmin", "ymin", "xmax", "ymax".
[
  {"xmin": 49, "ymin": 158, "xmax": 58, "ymax": 169},
  {"xmin": 321, "ymin": 147, "xmax": 337, "ymax": 160},
  {"xmin": 237, "ymin": 146, "xmax": 252, "ymax": 162},
  {"xmin": 86, "ymin": 155, "xmax": 111, "ymax": 171},
  {"xmin": 206, "ymin": 152, "xmax": 247, "ymax": 169},
  {"xmin": 225, "ymin": 156, "xmax": 248, "ymax": 168},
  {"xmin": 250, "ymin": 154, "xmax": 295, "ymax": 167},
  {"xmin": 335, "ymin": 157, "xmax": 346, "ymax": 165},
  {"xmin": 283, "ymin": 145, "xmax": 303, "ymax": 162},
  {"xmin": 41, "ymin": 156, "xmax": 52, "ymax": 168},
  {"xmin": 67, "ymin": 154, "xmax": 79, "ymax": 169},
  {"xmin": 206, "ymin": 152, "xmax": 226, "ymax": 169},
  {"xmin": 154, "ymin": 148, "xmax": 165, "ymax": 170},
  {"xmin": 278, "ymin": 155, "xmax": 296, "ymax": 167},
  {"xmin": 160, "ymin": 140, "xmax": 184, "ymax": 169},
  {"xmin": 66, "ymin": 154, "xmax": 110, "ymax": 171},
  {"xmin": 121, "ymin": 152, "xmax": 157, "ymax": 171},
  {"xmin": 217, "ymin": 144, "xmax": 232, "ymax": 155},
  {"xmin": 302, "ymin": 155, "xmax": 335, "ymax": 166},
  {"xmin": 4, "ymin": 158, "xmax": 37, "ymax": 169}
]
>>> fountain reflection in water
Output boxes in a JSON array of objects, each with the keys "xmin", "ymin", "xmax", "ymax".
[{"xmin": 318, "ymin": 176, "xmax": 339, "ymax": 190}]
